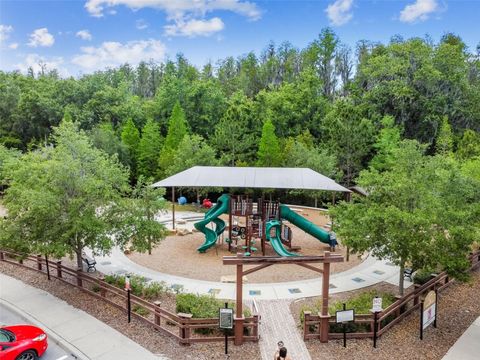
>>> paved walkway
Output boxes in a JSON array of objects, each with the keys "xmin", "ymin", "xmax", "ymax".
[
  {"xmin": 442, "ymin": 316, "xmax": 480, "ymax": 360},
  {"xmin": 0, "ymin": 273, "xmax": 167, "ymax": 360},
  {"xmin": 256, "ymin": 300, "xmax": 311, "ymax": 360},
  {"xmin": 88, "ymin": 209, "xmax": 412, "ymax": 300}
]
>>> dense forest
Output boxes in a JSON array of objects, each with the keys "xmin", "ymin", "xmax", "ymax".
[{"xmin": 1, "ymin": 29, "xmax": 480, "ymax": 188}]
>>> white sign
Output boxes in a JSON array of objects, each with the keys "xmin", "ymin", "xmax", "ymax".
[
  {"xmin": 336, "ymin": 309, "xmax": 355, "ymax": 323},
  {"xmin": 372, "ymin": 297, "xmax": 383, "ymax": 312},
  {"xmin": 422, "ymin": 291, "xmax": 437, "ymax": 330},
  {"xmin": 219, "ymin": 308, "xmax": 234, "ymax": 329}
]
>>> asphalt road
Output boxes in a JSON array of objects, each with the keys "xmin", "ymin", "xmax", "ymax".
[{"xmin": 0, "ymin": 303, "xmax": 77, "ymax": 360}]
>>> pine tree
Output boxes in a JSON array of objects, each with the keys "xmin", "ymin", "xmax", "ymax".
[
  {"xmin": 121, "ymin": 118, "xmax": 141, "ymax": 180},
  {"xmin": 137, "ymin": 119, "xmax": 162, "ymax": 179},
  {"xmin": 257, "ymin": 119, "xmax": 281, "ymax": 167},
  {"xmin": 158, "ymin": 101, "xmax": 188, "ymax": 175},
  {"xmin": 436, "ymin": 116, "xmax": 453, "ymax": 155}
]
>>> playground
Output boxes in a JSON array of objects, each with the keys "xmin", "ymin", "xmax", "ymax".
[{"xmin": 127, "ymin": 205, "xmax": 363, "ymax": 283}]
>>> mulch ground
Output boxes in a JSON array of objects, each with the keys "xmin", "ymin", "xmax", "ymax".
[
  {"xmin": 128, "ymin": 209, "xmax": 363, "ymax": 283},
  {"xmin": 0, "ymin": 261, "xmax": 261, "ymax": 360},
  {"xmin": 291, "ymin": 268, "xmax": 480, "ymax": 360}
]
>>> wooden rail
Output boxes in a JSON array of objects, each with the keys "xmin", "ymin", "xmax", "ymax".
[
  {"xmin": 303, "ymin": 250, "xmax": 480, "ymax": 341},
  {"xmin": 0, "ymin": 250, "xmax": 259, "ymax": 345}
]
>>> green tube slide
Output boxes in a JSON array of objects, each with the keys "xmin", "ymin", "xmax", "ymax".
[
  {"xmin": 195, "ymin": 194, "xmax": 230, "ymax": 253},
  {"xmin": 265, "ymin": 220, "xmax": 298, "ymax": 257},
  {"xmin": 279, "ymin": 204, "xmax": 335, "ymax": 246}
]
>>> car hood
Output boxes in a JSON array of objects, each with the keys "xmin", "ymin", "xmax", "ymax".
[{"xmin": 3, "ymin": 325, "xmax": 45, "ymax": 341}]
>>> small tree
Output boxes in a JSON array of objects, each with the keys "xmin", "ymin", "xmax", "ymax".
[
  {"xmin": 369, "ymin": 115, "xmax": 402, "ymax": 172},
  {"xmin": 138, "ymin": 119, "xmax": 162, "ymax": 179},
  {"xmin": 158, "ymin": 101, "xmax": 188, "ymax": 176},
  {"xmin": 257, "ymin": 119, "xmax": 282, "ymax": 167},
  {"xmin": 125, "ymin": 176, "xmax": 167, "ymax": 255},
  {"xmin": 121, "ymin": 118, "xmax": 141, "ymax": 181},
  {"xmin": 435, "ymin": 116, "xmax": 453, "ymax": 155}
]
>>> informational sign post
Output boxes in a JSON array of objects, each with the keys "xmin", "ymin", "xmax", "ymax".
[
  {"xmin": 371, "ymin": 296, "xmax": 383, "ymax": 348},
  {"xmin": 420, "ymin": 290, "xmax": 437, "ymax": 340},
  {"xmin": 219, "ymin": 303, "xmax": 233, "ymax": 354},
  {"xmin": 336, "ymin": 304, "xmax": 355, "ymax": 347}
]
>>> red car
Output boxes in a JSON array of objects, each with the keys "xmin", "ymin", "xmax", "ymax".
[{"xmin": 0, "ymin": 325, "xmax": 48, "ymax": 360}]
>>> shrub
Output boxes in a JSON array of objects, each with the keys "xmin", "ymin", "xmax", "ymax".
[
  {"xmin": 413, "ymin": 269, "xmax": 434, "ymax": 285},
  {"xmin": 143, "ymin": 281, "xmax": 168, "ymax": 300},
  {"xmin": 91, "ymin": 284, "xmax": 101, "ymax": 293},
  {"xmin": 133, "ymin": 304, "xmax": 149, "ymax": 316}
]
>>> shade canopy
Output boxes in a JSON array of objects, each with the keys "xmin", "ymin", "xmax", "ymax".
[{"xmin": 152, "ymin": 166, "xmax": 350, "ymax": 192}]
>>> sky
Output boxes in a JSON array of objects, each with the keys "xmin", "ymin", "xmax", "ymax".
[{"xmin": 0, "ymin": 0, "xmax": 479, "ymax": 77}]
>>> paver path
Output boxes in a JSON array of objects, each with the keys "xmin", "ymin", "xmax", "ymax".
[{"xmin": 256, "ymin": 300, "xmax": 311, "ymax": 360}]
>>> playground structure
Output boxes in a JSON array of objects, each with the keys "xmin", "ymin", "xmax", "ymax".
[{"xmin": 194, "ymin": 193, "xmax": 338, "ymax": 257}]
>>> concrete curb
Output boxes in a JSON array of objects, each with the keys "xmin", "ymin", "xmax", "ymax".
[{"xmin": 0, "ymin": 298, "xmax": 89, "ymax": 360}]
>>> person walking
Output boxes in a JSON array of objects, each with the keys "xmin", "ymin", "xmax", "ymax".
[{"xmin": 273, "ymin": 341, "xmax": 292, "ymax": 360}]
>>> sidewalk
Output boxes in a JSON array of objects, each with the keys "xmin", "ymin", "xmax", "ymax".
[
  {"xmin": 442, "ymin": 316, "xmax": 480, "ymax": 360},
  {"xmin": 0, "ymin": 273, "xmax": 167, "ymax": 360}
]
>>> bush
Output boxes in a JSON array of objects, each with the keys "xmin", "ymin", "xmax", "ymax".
[
  {"xmin": 413, "ymin": 269, "xmax": 434, "ymax": 285},
  {"xmin": 91, "ymin": 284, "xmax": 101, "ymax": 293},
  {"xmin": 143, "ymin": 281, "xmax": 168, "ymax": 300},
  {"xmin": 133, "ymin": 304, "xmax": 149, "ymax": 316}
]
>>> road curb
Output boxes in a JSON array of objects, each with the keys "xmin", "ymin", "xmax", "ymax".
[{"xmin": 0, "ymin": 298, "xmax": 89, "ymax": 360}]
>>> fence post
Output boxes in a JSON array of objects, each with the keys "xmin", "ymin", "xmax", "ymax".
[
  {"xmin": 303, "ymin": 311, "xmax": 311, "ymax": 340},
  {"xmin": 76, "ymin": 267, "xmax": 83, "ymax": 287},
  {"xmin": 178, "ymin": 313, "xmax": 192, "ymax": 346},
  {"xmin": 99, "ymin": 276, "xmax": 106, "ymax": 297},
  {"xmin": 153, "ymin": 301, "xmax": 161, "ymax": 327},
  {"xmin": 18, "ymin": 257, "xmax": 23, "ymax": 265},
  {"xmin": 56, "ymin": 261, "xmax": 62, "ymax": 278},
  {"xmin": 37, "ymin": 255, "xmax": 42, "ymax": 271},
  {"xmin": 0, "ymin": 251, "xmax": 4, "ymax": 261},
  {"xmin": 252, "ymin": 314, "xmax": 259, "ymax": 339}
]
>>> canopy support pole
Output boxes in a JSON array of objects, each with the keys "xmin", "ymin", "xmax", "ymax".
[{"xmin": 172, "ymin": 186, "xmax": 176, "ymax": 230}]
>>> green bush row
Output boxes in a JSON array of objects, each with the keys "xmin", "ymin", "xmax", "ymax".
[
  {"xmin": 176, "ymin": 293, "xmax": 251, "ymax": 318},
  {"xmin": 104, "ymin": 273, "xmax": 174, "ymax": 300}
]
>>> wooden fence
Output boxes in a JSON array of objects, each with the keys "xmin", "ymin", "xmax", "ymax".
[
  {"xmin": 0, "ymin": 250, "xmax": 259, "ymax": 345},
  {"xmin": 304, "ymin": 250, "xmax": 480, "ymax": 341}
]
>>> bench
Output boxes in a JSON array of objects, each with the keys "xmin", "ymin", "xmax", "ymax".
[
  {"xmin": 82, "ymin": 252, "xmax": 97, "ymax": 272},
  {"xmin": 404, "ymin": 268, "xmax": 414, "ymax": 281}
]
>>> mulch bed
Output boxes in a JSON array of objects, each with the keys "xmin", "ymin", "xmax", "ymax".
[
  {"xmin": 290, "ymin": 269, "xmax": 480, "ymax": 360},
  {"xmin": 0, "ymin": 261, "xmax": 261, "ymax": 360}
]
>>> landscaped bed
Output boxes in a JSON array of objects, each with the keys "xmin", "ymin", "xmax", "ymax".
[
  {"xmin": 0, "ymin": 260, "xmax": 261, "ymax": 359},
  {"xmin": 290, "ymin": 269, "xmax": 480, "ymax": 360}
]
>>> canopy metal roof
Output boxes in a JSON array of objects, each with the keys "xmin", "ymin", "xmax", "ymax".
[{"xmin": 152, "ymin": 166, "xmax": 350, "ymax": 192}]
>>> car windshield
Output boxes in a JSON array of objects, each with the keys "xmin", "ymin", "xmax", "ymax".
[{"xmin": 0, "ymin": 329, "xmax": 15, "ymax": 342}]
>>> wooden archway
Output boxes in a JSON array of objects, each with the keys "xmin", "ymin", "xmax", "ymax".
[{"xmin": 223, "ymin": 251, "xmax": 344, "ymax": 345}]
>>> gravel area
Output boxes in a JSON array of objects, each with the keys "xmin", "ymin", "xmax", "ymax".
[
  {"xmin": 291, "ymin": 269, "xmax": 480, "ymax": 360},
  {"xmin": 128, "ymin": 209, "xmax": 363, "ymax": 283},
  {"xmin": 0, "ymin": 261, "xmax": 261, "ymax": 360}
]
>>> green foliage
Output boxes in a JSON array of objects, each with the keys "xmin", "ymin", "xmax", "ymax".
[
  {"xmin": 413, "ymin": 269, "xmax": 435, "ymax": 285},
  {"xmin": 369, "ymin": 115, "xmax": 402, "ymax": 171},
  {"xmin": 104, "ymin": 273, "xmax": 170, "ymax": 299},
  {"xmin": 137, "ymin": 119, "xmax": 162, "ymax": 179},
  {"xmin": 0, "ymin": 120, "xmax": 131, "ymax": 268},
  {"xmin": 121, "ymin": 118, "xmax": 141, "ymax": 180},
  {"xmin": 133, "ymin": 305, "xmax": 150, "ymax": 316},
  {"xmin": 123, "ymin": 176, "xmax": 167, "ymax": 254},
  {"xmin": 176, "ymin": 293, "xmax": 249, "ymax": 319},
  {"xmin": 0, "ymin": 145, "xmax": 20, "ymax": 184},
  {"xmin": 456, "ymin": 129, "xmax": 480, "ymax": 161},
  {"xmin": 257, "ymin": 119, "xmax": 282, "ymax": 167},
  {"xmin": 435, "ymin": 116, "xmax": 453, "ymax": 155}
]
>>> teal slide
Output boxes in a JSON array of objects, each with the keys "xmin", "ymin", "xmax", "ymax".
[
  {"xmin": 195, "ymin": 194, "xmax": 229, "ymax": 253},
  {"xmin": 279, "ymin": 204, "xmax": 335, "ymax": 246},
  {"xmin": 265, "ymin": 220, "xmax": 298, "ymax": 257}
]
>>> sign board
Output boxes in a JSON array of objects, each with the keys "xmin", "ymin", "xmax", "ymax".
[
  {"xmin": 372, "ymin": 297, "xmax": 383, "ymax": 312},
  {"xmin": 422, "ymin": 290, "xmax": 436, "ymax": 330},
  {"xmin": 219, "ymin": 308, "xmax": 234, "ymax": 329},
  {"xmin": 336, "ymin": 309, "xmax": 355, "ymax": 323}
]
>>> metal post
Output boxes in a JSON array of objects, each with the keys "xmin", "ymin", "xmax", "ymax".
[
  {"xmin": 45, "ymin": 254, "xmax": 50, "ymax": 280},
  {"xmin": 127, "ymin": 289, "xmax": 131, "ymax": 323},
  {"xmin": 343, "ymin": 303, "xmax": 347, "ymax": 348},
  {"xmin": 172, "ymin": 187, "xmax": 176, "ymax": 230},
  {"xmin": 373, "ymin": 311, "xmax": 378, "ymax": 348},
  {"xmin": 420, "ymin": 301, "xmax": 424, "ymax": 340},
  {"xmin": 224, "ymin": 302, "xmax": 229, "ymax": 355},
  {"xmin": 434, "ymin": 289, "xmax": 438, "ymax": 328}
]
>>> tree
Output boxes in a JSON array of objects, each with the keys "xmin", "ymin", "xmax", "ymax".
[
  {"xmin": 322, "ymin": 99, "xmax": 375, "ymax": 186},
  {"xmin": 137, "ymin": 119, "xmax": 162, "ymax": 179},
  {"xmin": 121, "ymin": 118, "xmax": 141, "ymax": 180},
  {"xmin": 89, "ymin": 122, "xmax": 129, "ymax": 166},
  {"xmin": 331, "ymin": 141, "xmax": 478, "ymax": 295},
  {"xmin": 257, "ymin": 119, "xmax": 282, "ymax": 167},
  {"xmin": 456, "ymin": 129, "xmax": 480, "ymax": 161},
  {"xmin": 124, "ymin": 176, "xmax": 167, "ymax": 255},
  {"xmin": 0, "ymin": 145, "xmax": 20, "ymax": 185},
  {"xmin": 435, "ymin": 116, "xmax": 453, "ymax": 155},
  {"xmin": 158, "ymin": 101, "xmax": 188, "ymax": 176},
  {"xmin": 0, "ymin": 119, "xmax": 131, "ymax": 269},
  {"xmin": 369, "ymin": 115, "xmax": 402, "ymax": 171}
]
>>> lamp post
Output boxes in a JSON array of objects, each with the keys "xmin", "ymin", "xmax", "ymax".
[{"xmin": 125, "ymin": 275, "xmax": 131, "ymax": 323}]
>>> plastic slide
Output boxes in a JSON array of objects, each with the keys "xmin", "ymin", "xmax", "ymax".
[
  {"xmin": 265, "ymin": 220, "xmax": 298, "ymax": 257},
  {"xmin": 279, "ymin": 204, "xmax": 336, "ymax": 247},
  {"xmin": 195, "ymin": 194, "xmax": 230, "ymax": 253}
]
